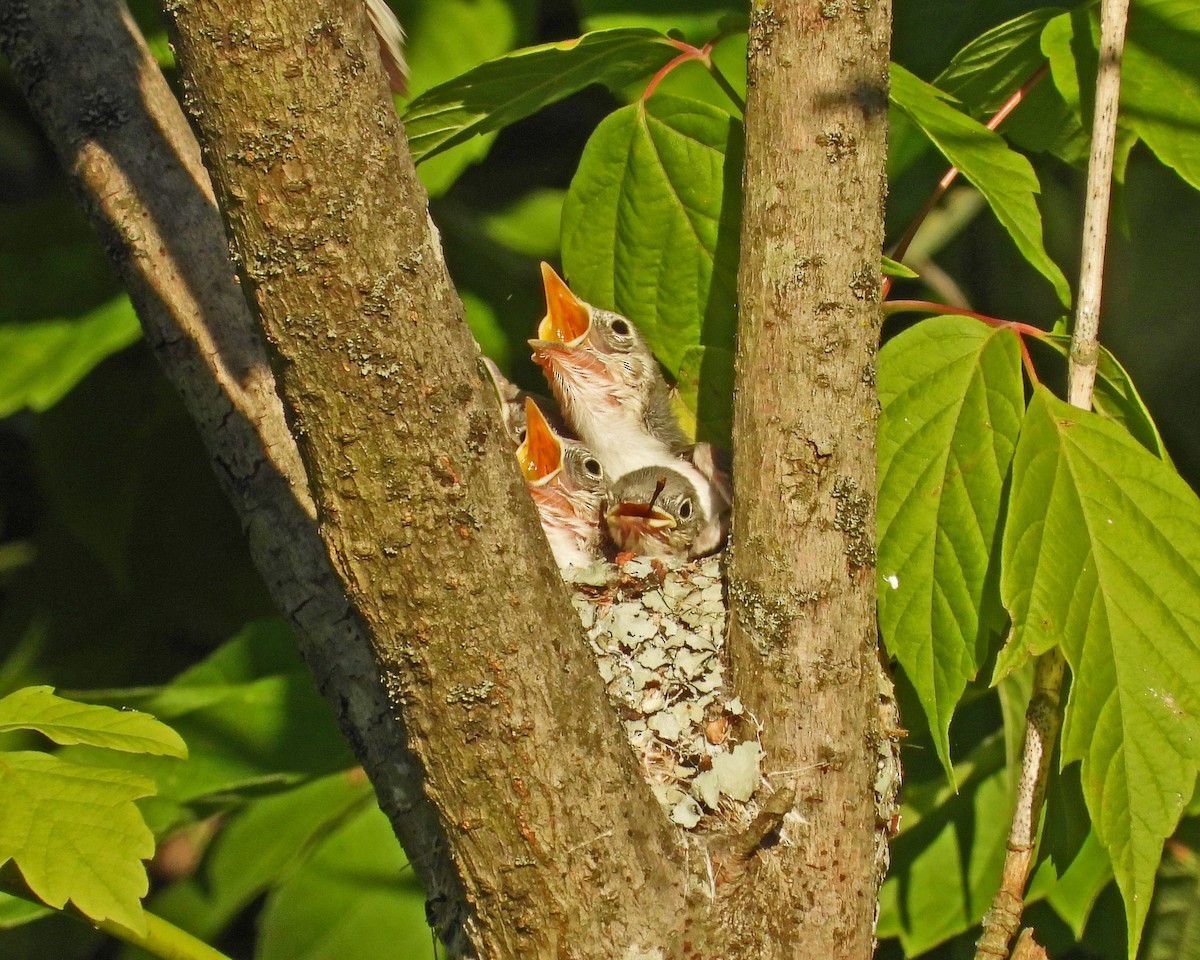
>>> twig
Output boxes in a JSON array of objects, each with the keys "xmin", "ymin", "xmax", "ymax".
[{"xmin": 974, "ymin": 1, "xmax": 1131, "ymax": 957}]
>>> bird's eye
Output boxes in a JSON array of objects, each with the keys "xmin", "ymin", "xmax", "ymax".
[
  {"xmin": 610, "ymin": 318, "xmax": 631, "ymax": 337},
  {"xmin": 516, "ymin": 428, "xmax": 527, "ymax": 444},
  {"xmin": 583, "ymin": 457, "xmax": 603, "ymax": 479},
  {"xmin": 678, "ymin": 498, "xmax": 694, "ymax": 521}
]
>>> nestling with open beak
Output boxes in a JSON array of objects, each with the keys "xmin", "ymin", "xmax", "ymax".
[
  {"xmin": 529, "ymin": 264, "xmax": 731, "ymax": 557},
  {"xmin": 515, "ymin": 398, "xmax": 608, "ymax": 572},
  {"xmin": 529, "ymin": 263, "xmax": 690, "ymax": 477}
]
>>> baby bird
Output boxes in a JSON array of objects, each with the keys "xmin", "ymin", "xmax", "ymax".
[
  {"xmin": 481, "ymin": 356, "xmax": 565, "ymax": 447},
  {"xmin": 515, "ymin": 398, "xmax": 608, "ymax": 572},
  {"xmin": 530, "ymin": 263, "xmax": 689, "ymax": 478},
  {"xmin": 606, "ymin": 446, "xmax": 730, "ymax": 560}
]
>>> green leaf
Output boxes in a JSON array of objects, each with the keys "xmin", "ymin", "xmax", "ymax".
[
  {"xmin": 1041, "ymin": 332, "xmax": 1172, "ymax": 462},
  {"xmin": 1121, "ymin": 0, "xmax": 1200, "ymax": 192},
  {"xmin": 0, "ymin": 751, "xmax": 155, "ymax": 932},
  {"xmin": 577, "ymin": 0, "xmax": 744, "ymax": 43},
  {"xmin": 1141, "ymin": 820, "xmax": 1200, "ymax": 960},
  {"xmin": 561, "ymin": 93, "xmax": 742, "ymax": 417},
  {"xmin": 0, "ymin": 687, "xmax": 185, "ymax": 758},
  {"xmin": 140, "ymin": 771, "xmax": 373, "ymax": 943},
  {"xmin": 935, "ymin": 8, "xmax": 1090, "ymax": 163},
  {"xmin": 997, "ymin": 386, "xmax": 1200, "ymax": 953},
  {"xmin": 889, "ymin": 64, "xmax": 1072, "ymax": 306},
  {"xmin": 257, "ymin": 803, "xmax": 432, "ymax": 960},
  {"xmin": 1028, "ymin": 762, "xmax": 1114, "ymax": 937},
  {"xmin": 0, "ymin": 297, "xmax": 140, "ymax": 417},
  {"xmin": 0, "ymin": 891, "xmax": 51, "ymax": 929},
  {"xmin": 398, "ymin": 0, "xmax": 534, "ymax": 197},
  {"xmin": 675, "ymin": 343, "xmax": 733, "ymax": 444},
  {"xmin": 877, "ymin": 316, "xmax": 1025, "ymax": 774},
  {"xmin": 882, "ymin": 255, "xmax": 919, "ymax": 279},
  {"xmin": 877, "ymin": 732, "xmax": 1011, "ymax": 956},
  {"xmin": 402, "ymin": 28, "xmax": 678, "ymax": 164},
  {"xmin": 63, "ymin": 620, "xmax": 353, "ymax": 831},
  {"xmin": 1040, "ymin": 10, "xmax": 1140, "ymax": 175}
]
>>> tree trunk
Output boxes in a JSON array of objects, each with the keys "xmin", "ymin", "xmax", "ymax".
[
  {"xmin": 161, "ymin": 0, "xmax": 690, "ymax": 956},
  {"xmin": 728, "ymin": 1, "xmax": 892, "ymax": 956}
]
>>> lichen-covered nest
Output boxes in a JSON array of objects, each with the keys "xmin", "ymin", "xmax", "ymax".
[{"xmin": 566, "ymin": 555, "xmax": 763, "ymax": 831}]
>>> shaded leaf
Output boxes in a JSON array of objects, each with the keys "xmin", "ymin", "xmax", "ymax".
[
  {"xmin": 0, "ymin": 686, "xmax": 185, "ymax": 758},
  {"xmin": 139, "ymin": 771, "xmax": 373, "ymax": 944},
  {"xmin": 889, "ymin": 64, "xmax": 1072, "ymax": 305},
  {"xmin": 1140, "ymin": 820, "xmax": 1200, "ymax": 960},
  {"xmin": 0, "ymin": 752, "xmax": 154, "ymax": 932},
  {"xmin": 398, "ymin": 0, "xmax": 535, "ymax": 197},
  {"xmin": 877, "ymin": 733, "xmax": 1011, "ymax": 955},
  {"xmin": 561, "ymin": 93, "xmax": 742, "ymax": 417},
  {"xmin": 997, "ymin": 386, "xmax": 1200, "ymax": 953},
  {"xmin": 0, "ymin": 297, "xmax": 140, "ymax": 418},
  {"xmin": 257, "ymin": 802, "xmax": 431, "ymax": 960},
  {"xmin": 63, "ymin": 620, "xmax": 353, "ymax": 832},
  {"xmin": 402, "ymin": 28, "xmax": 678, "ymax": 164},
  {"xmin": 878, "ymin": 316, "xmax": 1025, "ymax": 774},
  {"xmin": 936, "ymin": 7, "xmax": 1090, "ymax": 163},
  {"xmin": 1122, "ymin": 0, "xmax": 1200, "ymax": 192}
]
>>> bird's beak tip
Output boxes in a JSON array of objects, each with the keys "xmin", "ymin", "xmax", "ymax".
[{"xmin": 538, "ymin": 264, "xmax": 591, "ymax": 344}]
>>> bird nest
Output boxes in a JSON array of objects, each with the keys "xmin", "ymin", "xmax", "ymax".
[{"xmin": 566, "ymin": 554, "xmax": 763, "ymax": 832}]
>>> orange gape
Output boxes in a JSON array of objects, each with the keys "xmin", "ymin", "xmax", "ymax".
[
  {"xmin": 516, "ymin": 397, "xmax": 562, "ymax": 483},
  {"xmin": 537, "ymin": 262, "xmax": 591, "ymax": 345}
]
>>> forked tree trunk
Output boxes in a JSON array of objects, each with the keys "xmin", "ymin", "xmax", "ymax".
[{"xmin": 5, "ymin": 0, "xmax": 892, "ymax": 955}]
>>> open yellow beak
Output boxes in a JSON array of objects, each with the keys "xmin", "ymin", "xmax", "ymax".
[
  {"xmin": 537, "ymin": 262, "xmax": 591, "ymax": 345},
  {"xmin": 515, "ymin": 397, "xmax": 562, "ymax": 484}
]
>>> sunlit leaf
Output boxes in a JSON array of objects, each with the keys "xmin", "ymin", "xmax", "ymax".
[
  {"xmin": 0, "ymin": 686, "xmax": 185, "ymax": 758},
  {"xmin": 882, "ymin": 255, "xmax": 919, "ymax": 279},
  {"xmin": 1140, "ymin": 820, "xmax": 1200, "ymax": 960},
  {"xmin": 0, "ymin": 752, "xmax": 155, "ymax": 932},
  {"xmin": 889, "ymin": 64, "xmax": 1072, "ymax": 305},
  {"xmin": 878, "ymin": 316, "xmax": 1024, "ymax": 774},
  {"xmin": 402, "ymin": 28, "xmax": 678, "ymax": 164},
  {"xmin": 561, "ymin": 93, "xmax": 741, "ymax": 429},
  {"xmin": 1041, "ymin": 332, "xmax": 1171, "ymax": 462},
  {"xmin": 997, "ymin": 386, "xmax": 1200, "ymax": 953}
]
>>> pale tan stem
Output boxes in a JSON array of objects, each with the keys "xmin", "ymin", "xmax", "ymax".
[{"xmin": 1069, "ymin": 0, "xmax": 1132, "ymax": 410}]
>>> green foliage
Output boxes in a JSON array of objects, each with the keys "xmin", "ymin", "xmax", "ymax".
[
  {"xmin": 0, "ymin": 298, "xmax": 141, "ymax": 418},
  {"xmin": 998, "ymin": 386, "xmax": 1200, "ymax": 951},
  {"xmin": 402, "ymin": 29, "xmax": 678, "ymax": 164},
  {"xmin": 0, "ymin": 687, "xmax": 185, "ymax": 932},
  {"xmin": 890, "ymin": 63, "xmax": 1072, "ymax": 305},
  {"xmin": 561, "ymin": 93, "xmax": 742, "ymax": 441},
  {"xmin": 877, "ymin": 317, "xmax": 1024, "ymax": 774}
]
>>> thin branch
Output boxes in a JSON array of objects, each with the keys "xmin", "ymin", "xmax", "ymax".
[
  {"xmin": 1069, "ymin": 0, "xmax": 1131, "ymax": 410},
  {"xmin": 975, "ymin": 1, "xmax": 1131, "ymax": 957}
]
